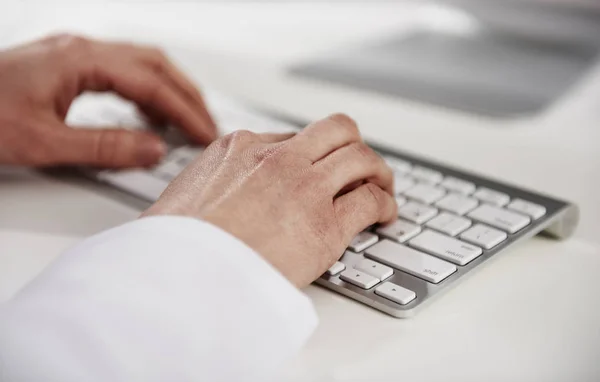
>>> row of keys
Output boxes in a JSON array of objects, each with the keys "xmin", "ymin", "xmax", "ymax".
[
  {"xmin": 396, "ymin": 199, "xmax": 536, "ymax": 235},
  {"xmin": 375, "ymin": 216, "xmax": 507, "ymax": 250},
  {"xmin": 333, "ymin": 222, "xmax": 507, "ymax": 289},
  {"xmin": 326, "ymin": 259, "xmax": 416, "ymax": 305},
  {"xmin": 384, "ymin": 156, "xmax": 547, "ymax": 220},
  {"xmin": 395, "ymin": 178, "xmax": 546, "ymax": 221}
]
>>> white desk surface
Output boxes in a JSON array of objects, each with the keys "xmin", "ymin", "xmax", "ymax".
[{"xmin": 1, "ymin": 3, "xmax": 599, "ymax": 381}]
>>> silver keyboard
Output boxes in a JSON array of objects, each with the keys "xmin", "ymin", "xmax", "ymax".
[{"xmin": 87, "ymin": 94, "xmax": 579, "ymax": 318}]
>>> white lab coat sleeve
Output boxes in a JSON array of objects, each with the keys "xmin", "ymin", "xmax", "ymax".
[{"xmin": 0, "ymin": 216, "xmax": 318, "ymax": 382}]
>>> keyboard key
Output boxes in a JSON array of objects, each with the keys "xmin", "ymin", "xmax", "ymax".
[
  {"xmin": 326, "ymin": 261, "xmax": 346, "ymax": 276},
  {"xmin": 153, "ymin": 160, "xmax": 182, "ymax": 181},
  {"xmin": 425, "ymin": 212, "xmax": 472, "ymax": 236},
  {"xmin": 395, "ymin": 195, "xmax": 408, "ymax": 208},
  {"xmin": 340, "ymin": 269, "xmax": 380, "ymax": 289},
  {"xmin": 394, "ymin": 176, "xmax": 416, "ymax": 194},
  {"xmin": 460, "ymin": 224, "xmax": 507, "ymax": 249},
  {"xmin": 385, "ymin": 157, "xmax": 412, "ymax": 174},
  {"xmin": 473, "ymin": 187, "xmax": 510, "ymax": 206},
  {"xmin": 440, "ymin": 177, "xmax": 476, "ymax": 194},
  {"xmin": 398, "ymin": 202, "xmax": 438, "ymax": 224},
  {"xmin": 170, "ymin": 146, "xmax": 202, "ymax": 167},
  {"xmin": 507, "ymin": 199, "xmax": 546, "ymax": 220},
  {"xmin": 355, "ymin": 259, "xmax": 394, "ymax": 280},
  {"xmin": 468, "ymin": 204, "xmax": 530, "ymax": 233},
  {"xmin": 376, "ymin": 219, "xmax": 421, "ymax": 243},
  {"xmin": 348, "ymin": 232, "xmax": 379, "ymax": 252},
  {"xmin": 375, "ymin": 282, "xmax": 416, "ymax": 305},
  {"xmin": 435, "ymin": 193, "xmax": 479, "ymax": 215},
  {"xmin": 403, "ymin": 184, "xmax": 446, "ymax": 204},
  {"xmin": 409, "ymin": 229, "xmax": 483, "ymax": 266},
  {"xmin": 411, "ymin": 166, "xmax": 443, "ymax": 184},
  {"xmin": 365, "ymin": 240, "xmax": 457, "ymax": 283}
]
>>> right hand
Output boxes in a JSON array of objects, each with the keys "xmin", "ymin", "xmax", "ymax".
[{"xmin": 143, "ymin": 114, "xmax": 397, "ymax": 287}]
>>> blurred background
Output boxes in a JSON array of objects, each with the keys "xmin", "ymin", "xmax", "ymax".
[{"xmin": 2, "ymin": 0, "xmax": 599, "ymax": 120}]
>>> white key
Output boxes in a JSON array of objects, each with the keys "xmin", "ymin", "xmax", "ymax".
[
  {"xmin": 468, "ymin": 204, "xmax": 530, "ymax": 233},
  {"xmin": 326, "ymin": 261, "xmax": 346, "ymax": 276},
  {"xmin": 395, "ymin": 195, "xmax": 408, "ymax": 208},
  {"xmin": 411, "ymin": 166, "xmax": 443, "ymax": 184},
  {"xmin": 409, "ymin": 229, "xmax": 483, "ymax": 266},
  {"xmin": 375, "ymin": 282, "xmax": 416, "ymax": 305},
  {"xmin": 398, "ymin": 202, "xmax": 438, "ymax": 224},
  {"xmin": 348, "ymin": 232, "xmax": 379, "ymax": 252},
  {"xmin": 376, "ymin": 219, "xmax": 422, "ymax": 243},
  {"xmin": 435, "ymin": 193, "xmax": 479, "ymax": 215},
  {"xmin": 507, "ymin": 199, "xmax": 546, "ymax": 220},
  {"xmin": 153, "ymin": 160, "xmax": 182, "ymax": 181},
  {"xmin": 460, "ymin": 224, "xmax": 507, "ymax": 249},
  {"xmin": 340, "ymin": 269, "xmax": 380, "ymax": 289},
  {"xmin": 440, "ymin": 177, "xmax": 476, "ymax": 194},
  {"xmin": 385, "ymin": 156, "xmax": 412, "ymax": 174},
  {"xmin": 170, "ymin": 146, "xmax": 203, "ymax": 167},
  {"xmin": 403, "ymin": 184, "xmax": 446, "ymax": 204},
  {"xmin": 394, "ymin": 176, "xmax": 416, "ymax": 194},
  {"xmin": 355, "ymin": 259, "xmax": 394, "ymax": 280},
  {"xmin": 98, "ymin": 170, "xmax": 168, "ymax": 201},
  {"xmin": 365, "ymin": 240, "xmax": 457, "ymax": 283},
  {"xmin": 473, "ymin": 187, "xmax": 510, "ymax": 206},
  {"xmin": 425, "ymin": 212, "xmax": 472, "ymax": 236}
]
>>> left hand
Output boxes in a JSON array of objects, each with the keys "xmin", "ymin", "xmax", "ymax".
[{"xmin": 0, "ymin": 34, "xmax": 217, "ymax": 168}]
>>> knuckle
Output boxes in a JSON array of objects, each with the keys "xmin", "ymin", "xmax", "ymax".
[
  {"xmin": 229, "ymin": 129, "xmax": 256, "ymax": 143},
  {"xmin": 217, "ymin": 130, "xmax": 256, "ymax": 149},
  {"xmin": 49, "ymin": 33, "xmax": 90, "ymax": 52},
  {"xmin": 148, "ymin": 47, "xmax": 168, "ymax": 64},
  {"xmin": 328, "ymin": 113, "xmax": 360, "ymax": 137},
  {"xmin": 254, "ymin": 146, "xmax": 280, "ymax": 165},
  {"xmin": 350, "ymin": 142, "xmax": 378, "ymax": 163}
]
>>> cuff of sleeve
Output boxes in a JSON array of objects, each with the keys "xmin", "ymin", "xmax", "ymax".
[{"xmin": 5, "ymin": 215, "xmax": 319, "ymax": 381}]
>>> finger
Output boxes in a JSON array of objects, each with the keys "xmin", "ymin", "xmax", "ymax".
[
  {"xmin": 315, "ymin": 142, "xmax": 394, "ymax": 197},
  {"xmin": 50, "ymin": 125, "xmax": 166, "ymax": 168},
  {"xmin": 85, "ymin": 62, "xmax": 216, "ymax": 145},
  {"xmin": 338, "ymin": 180, "xmax": 365, "ymax": 196},
  {"xmin": 137, "ymin": 105, "xmax": 168, "ymax": 127},
  {"xmin": 289, "ymin": 113, "xmax": 361, "ymax": 162},
  {"xmin": 334, "ymin": 183, "xmax": 397, "ymax": 243}
]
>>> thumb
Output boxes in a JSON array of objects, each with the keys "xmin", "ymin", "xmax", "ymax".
[{"xmin": 55, "ymin": 126, "xmax": 167, "ymax": 168}]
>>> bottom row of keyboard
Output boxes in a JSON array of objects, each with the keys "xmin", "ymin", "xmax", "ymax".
[
  {"xmin": 335, "ymin": 264, "xmax": 417, "ymax": 305},
  {"xmin": 326, "ymin": 256, "xmax": 417, "ymax": 306},
  {"xmin": 326, "ymin": 232, "xmax": 490, "ymax": 305}
]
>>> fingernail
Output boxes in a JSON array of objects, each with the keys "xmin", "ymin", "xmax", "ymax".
[{"xmin": 137, "ymin": 139, "xmax": 167, "ymax": 166}]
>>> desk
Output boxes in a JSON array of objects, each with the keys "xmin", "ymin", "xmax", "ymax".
[{"xmin": 1, "ymin": 3, "xmax": 599, "ymax": 381}]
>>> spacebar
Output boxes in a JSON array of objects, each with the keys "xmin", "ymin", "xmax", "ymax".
[{"xmin": 365, "ymin": 239, "xmax": 457, "ymax": 284}]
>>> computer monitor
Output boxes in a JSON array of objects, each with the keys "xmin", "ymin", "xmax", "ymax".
[{"xmin": 289, "ymin": 0, "xmax": 600, "ymax": 119}]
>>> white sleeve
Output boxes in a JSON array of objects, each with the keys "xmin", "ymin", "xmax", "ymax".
[{"xmin": 0, "ymin": 216, "xmax": 318, "ymax": 382}]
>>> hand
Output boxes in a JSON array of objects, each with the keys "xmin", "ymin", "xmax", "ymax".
[
  {"xmin": 143, "ymin": 114, "xmax": 397, "ymax": 287},
  {"xmin": 0, "ymin": 34, "xmax": 217, "ymax": 168}
]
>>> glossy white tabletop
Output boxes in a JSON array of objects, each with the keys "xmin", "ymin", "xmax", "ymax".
[{"xmin": 1, "ymin": 3, "xmax": 599, "ymax": 381}]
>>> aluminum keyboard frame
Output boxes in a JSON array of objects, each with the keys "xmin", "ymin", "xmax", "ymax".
[{"xmin": 317, "ymin": 144, "xmax": 579, "ymax": 318}]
